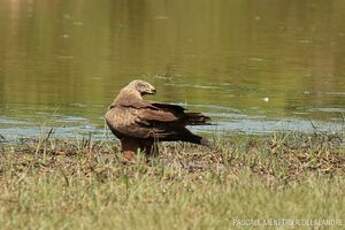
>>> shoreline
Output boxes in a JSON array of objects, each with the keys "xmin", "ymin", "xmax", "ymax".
[{"xmin": 1, "ymin": 132, "xmax": 344, "ymax": 229}]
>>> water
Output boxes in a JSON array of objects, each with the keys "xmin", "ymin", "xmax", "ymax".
[{"xmin": 1, "ymin": 0, "xmax": 345, "ymax": 140}]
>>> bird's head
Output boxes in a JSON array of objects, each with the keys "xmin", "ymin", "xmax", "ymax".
[{"xmin": 127, "ymin": 80, "xmax": 156, "ymax": 96}]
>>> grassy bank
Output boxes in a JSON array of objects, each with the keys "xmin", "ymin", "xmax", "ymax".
[{"xmin": 0, "ymin": 132, "xmax": 344, "ymax": 229}]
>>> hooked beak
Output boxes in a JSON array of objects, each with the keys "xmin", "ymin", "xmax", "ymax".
[{"xmin": 143, "ymin": 88, "xmax": 156, "ymax": 95}]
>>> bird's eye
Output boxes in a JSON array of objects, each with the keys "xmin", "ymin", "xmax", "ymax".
[{"xmin": 137, "ymin": 83, "xmax": 146, "ymax": 90}]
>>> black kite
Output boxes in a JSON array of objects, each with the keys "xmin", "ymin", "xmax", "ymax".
[{"xmin": 105, "ymin": 80, "xmax": 211, "ymax": 160}]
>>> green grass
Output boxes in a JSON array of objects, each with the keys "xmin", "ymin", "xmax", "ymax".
[{"xmin": 0, "ymin": 132, "xmax": 344, "ymax": 229}]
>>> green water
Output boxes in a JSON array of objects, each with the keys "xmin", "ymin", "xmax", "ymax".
[{"xmin": 1, "ymin": 0, "xmax": 345, "ymax": 138}]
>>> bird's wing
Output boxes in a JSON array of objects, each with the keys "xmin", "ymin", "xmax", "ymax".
[
  {"xmin": 137, "ymin": 105, "xmax": 182, "ymax": 123},
  {"xmin": 150, "ymin": 103, "xmax": 211, "ymax": 125},
  {"xmin": 106, "ymin": 98, "xmax": 209, "ymax": 140},
  {"xmin": 151, "ymin": 103, "xmax": 186, "ymax": 113},
  {"xmin": 105, "ymin": 106, "xmax": 151, "ymax": 139},
  {"xmin": 106, "ymin": 100, "xmax": 184, "ymax": 138},
  {"xmin": 136, "ymin": 104, "xmax": 209, "ymax": 144},
  {"xmin": 118, "ymin": 98, "xmax": 185, "ymax": 123}
]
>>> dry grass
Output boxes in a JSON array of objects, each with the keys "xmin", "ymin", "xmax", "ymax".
[{"xmin": 0, "ymin": 132, "xmax": 344, "ymax": 229}]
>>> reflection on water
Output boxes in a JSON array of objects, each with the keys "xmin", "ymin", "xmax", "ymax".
[{"xmin": 0, "ymin": 0, "xmax": 345, "ymax": 139}]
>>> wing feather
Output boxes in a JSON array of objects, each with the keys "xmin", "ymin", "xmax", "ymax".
[
  {"xmin": 151, "ymin": 103, "xmax": 186, "ymax": 113},
  {"xmin": 137, "ymin": 108, "xmax": 179, "ymax": 123},
  {"xmin": 106, "ymin": 98, "xmax": 209, "ymax": 140}
]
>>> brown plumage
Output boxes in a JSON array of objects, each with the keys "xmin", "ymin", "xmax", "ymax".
[{"xmin": 105, "ymin": 80, "xmax": 211, "ymax": 160}]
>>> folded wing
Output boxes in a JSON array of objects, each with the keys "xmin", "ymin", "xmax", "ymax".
[{"xmin": 105, "ymin": 100, "xmax": 210, "ymax": 144}]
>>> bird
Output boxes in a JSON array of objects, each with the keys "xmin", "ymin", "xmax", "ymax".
[{"xmin": 105, "ymin": 80, "xmax": 211, "ymax": 161}]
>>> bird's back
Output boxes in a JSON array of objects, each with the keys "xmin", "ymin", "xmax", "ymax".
[{"xmin": 105, "ymin": 105, "xmax": 154, "ymax": 139}]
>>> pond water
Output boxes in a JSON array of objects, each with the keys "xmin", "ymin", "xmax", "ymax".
[{"xmin": 1, "ymin": 0, "xmax": 345, "ymax": 140}]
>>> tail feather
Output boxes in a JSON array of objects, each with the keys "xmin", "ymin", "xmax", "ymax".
[
  {"xmin": 185, "ymin": 113, "xmax": 211, "ymax": 125},
  {"xmin": 183, "ymin": 133, "xmax": 211, "ymax": 147}
]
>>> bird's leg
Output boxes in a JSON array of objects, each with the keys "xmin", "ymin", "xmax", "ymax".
[
  {"xmin": 123, "ymin": 151, "xmax": 135, "ymax": 162},
  {"xmin": 140, "ymin": 139, "xmax": 157, "ymax": 156},
  {"xmin": 121, "ymin": 138, "xmax": 140, "ymax": 161},
  {"xmin": 142, "ymin": 142, "xmax": 153, "ymax": 155}
]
